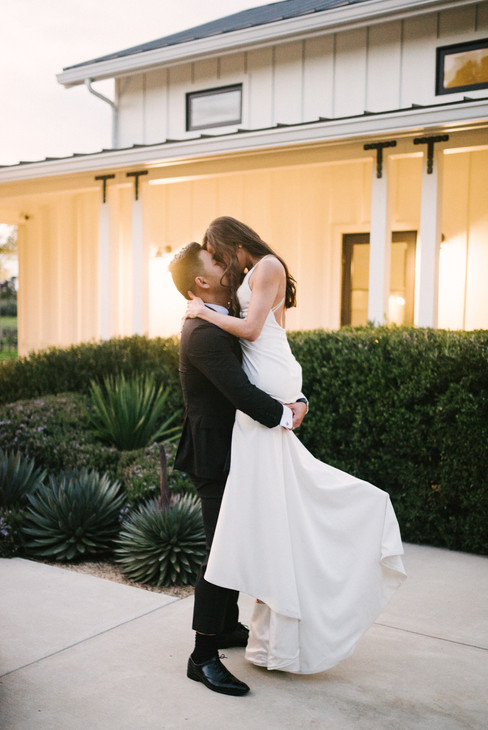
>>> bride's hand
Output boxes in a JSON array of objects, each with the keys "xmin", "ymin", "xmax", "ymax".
[{"xmin": 185, "ymin": 291, "xmax": 206, "ymax": 319}]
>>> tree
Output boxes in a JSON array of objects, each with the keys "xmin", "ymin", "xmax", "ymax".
[
  {"xmin": 0, "ymin": 226, "xmax": 18, "ymax": 350},
  {"xmin": 0, "ymin": 226, "xmax": 17, "ymax": 282}
]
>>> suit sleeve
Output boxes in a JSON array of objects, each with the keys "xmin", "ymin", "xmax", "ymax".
[{"xmin": 188, "ymin": 324, "xmax": 283, "ymax": 429}]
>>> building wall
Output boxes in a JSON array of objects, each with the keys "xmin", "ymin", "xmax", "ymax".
[
  {"xmin": 115, "ymin": 2, "xmax": 488, "ymax": 147},
  {"xmin": 16, "ymin": 190, "xmax": 99, "ymax": 355},
  {"xmin": 440, "ymin": 148, "xmax": 488, "ymax": 330},
  {"xmin": 2, "ymin": 141, "xmax": 487, "ymax": 356}
]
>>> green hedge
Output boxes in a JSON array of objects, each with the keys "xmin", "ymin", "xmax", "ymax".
[
  {"xmin": 0, "ymin": 393, "xmax": 192, "ymax": 504},
  {"xmin": 1, "ymin": 329, "xmax": 487, "ymax": 555},
  {"xmin": 289, "ymin": 326, "xmax": 488, "ymax": 555},
  {"xmin": 0, "ymin": 335, "xmax": 182, "ymax": 412}
]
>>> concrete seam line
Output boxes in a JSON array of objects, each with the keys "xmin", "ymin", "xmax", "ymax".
[
  {"xmin": 0, "ymin": 598, "xmax": 180, "ymax": 679},
  {"xmin": 375, "ymin": 622, "xmax": 488, "ymax": 652}
]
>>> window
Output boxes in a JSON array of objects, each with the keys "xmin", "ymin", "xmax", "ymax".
[
  {"xmin": 436, "ymin": 39, "xmax": 488, "ymax": 95},
  {"xmin": 186, "ymin": 84, "xmax": 242, "ymax": 131}
]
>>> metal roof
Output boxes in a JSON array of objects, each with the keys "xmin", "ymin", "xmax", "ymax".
[
  {"xmin": 1, "ymin": 95, "xmax": 486, "ymax": 174},
  {"xmin": 63, "ymin": 0, "xmax": 373, "ymax": 71}
]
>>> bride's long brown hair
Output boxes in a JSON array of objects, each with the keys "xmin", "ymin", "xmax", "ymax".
[{"xmin": 202, "ymin": 216, "xmax": 297, "ymax": 316}]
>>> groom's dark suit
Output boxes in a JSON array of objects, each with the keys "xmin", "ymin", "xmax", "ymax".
[{"xmin": 175, "ymin": 314, "xmax": 283, "ymax": 635}]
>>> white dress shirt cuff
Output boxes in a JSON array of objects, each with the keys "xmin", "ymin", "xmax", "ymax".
[{"xmin": 280, "ymin": 405, "xmax": 294, "ymax": 429}]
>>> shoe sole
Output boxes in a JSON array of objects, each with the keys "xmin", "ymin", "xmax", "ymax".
[{"xmin": 187, "ymin": 667, "xmax": 250, "ymax": 696}]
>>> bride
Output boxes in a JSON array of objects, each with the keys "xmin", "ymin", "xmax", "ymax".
[{"xmin": 185, "ymin": 216, "xmax": 406, "ymax": 675}]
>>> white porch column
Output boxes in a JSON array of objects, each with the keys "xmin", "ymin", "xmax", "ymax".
[
  {"xmin": 131, "ymin": 197, "xmax": 144, "ymax": 335},
  {"xmin": 96, "ymin": 175, "xmax": 114, "ymax": 340},
  {"xmin": 367, "ymin": 155, "xmax": 392, "ymax": 325},
  {"xmin": 128, "ymin": 171, "xmax": 148, "ymax": 335},
  {"xmin": 416, "ymin": 143, "xmax": 446, "ymax": 328}
]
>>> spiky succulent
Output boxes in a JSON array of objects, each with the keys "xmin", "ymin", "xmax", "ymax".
[
  {"xmin": 0, "ymin": 449, "xmax": 46, "ymax": 508},
  {"xmin": 87, "ymin": 373, "xmax": 181, "ymax": 451},
  {"xmin": 115, "ymin": 496, "xmax": 206, "ymax": 586},
  {"xmin": 23, "ymin": 469, "xmax": 125, "ymax": 561}
]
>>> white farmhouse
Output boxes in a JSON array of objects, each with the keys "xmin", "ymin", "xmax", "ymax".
[{"xmin": 0, "ymin": 0, "xmax": 487, "ymax": 355}]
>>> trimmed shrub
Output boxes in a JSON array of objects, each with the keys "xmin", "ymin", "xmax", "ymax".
[
  {"xmin": 0, "ymin": 336, "xmax": 182, "ymax": 413},
  {"xmin": 88, "ymin": 373, "xmax": 181, "ymax": 450},
  {"xmin": 23, "ymin": 469, "xmax": 125, "ymax": 561},
  {"xmin": 1, "ymin": 327, "xmax": 487, "ymax": 556},
  {"xmin": 0, "ymin": 393, "xmax": 120, "ymax": 477},
  {"xmin": 115, "ymin": 496, "xmax": 206, "ymax": 586},
  {"xmin": 288, "ymin": 326, "xmax": 488, "ymax": 554}
]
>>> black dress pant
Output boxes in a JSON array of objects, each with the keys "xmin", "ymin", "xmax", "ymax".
[{"xmin": 191, "ymin": 476, "xmax": 239, "ymax": 635}]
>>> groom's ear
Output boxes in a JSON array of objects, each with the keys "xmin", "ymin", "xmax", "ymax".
[{"xmin": 194, "ymin": 275, "xmax": 210, "ymax": 290}]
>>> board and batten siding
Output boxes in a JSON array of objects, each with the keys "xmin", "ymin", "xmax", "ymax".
[
  {"xmin": 3, "ymin": 142, "xmax": 486, "ymax": 355},
  {"xmin": 115, "ymin": 3, "xmax": 488, "ymax": 147}
]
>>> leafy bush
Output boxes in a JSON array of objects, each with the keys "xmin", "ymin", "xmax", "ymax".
[
  {"xmin": 0, "ymin": 336, "xmax": 182, "ymax": 411},
  {"xmin": 0, "ymin": 298, "xmax": 17, "ymax": 317},
  {"xmin": 1, "ymin": 327, "xmax": 487, "ymax": 557},
  {"xmin": 88, "ymin": 374, "xmax": 181, "ymax": 450},
  {"xmin": 116, "ymin": 441, "xmax": 196, "ymax": 508},
  {"xmin": 0, "ymin": 508, "xmax": 26, "ymax": 558},
  {"xmin": 0, "ymin": 393, "xmax": 192, "ymax": 508},
  {"xmin": 1, "ymin": 326, "xmax": 17, "ymax": 351},
  {"xmin": 0, "ymin": 393, "xmax": 120, "ymax": 477},
  {"xmin": 0, "ymin": 449, "xmax": 46, "ymax": 558},
  {"xmin": 115, "ymin": 496, "xmax": 206, "ymax": 586},
  {"xmin": 288, "ymin": 325, "xmax": 488, "ymax": 554},
  {"xmin": 0, "ymin": 449, "xmax": 46, "ymax": 508},
  {"xmin": 23, "ymin": 469, "xmax": 126, "ymax": 561}
]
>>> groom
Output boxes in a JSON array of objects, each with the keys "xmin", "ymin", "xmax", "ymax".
[{"xmin": 169, "ymin": 242, "xmax": 307, "ymax": 696}]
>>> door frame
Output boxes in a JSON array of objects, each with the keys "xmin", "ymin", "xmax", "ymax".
[{"xmin": 341, "ymin": 231, "xmax": 417, "ymax": 326}]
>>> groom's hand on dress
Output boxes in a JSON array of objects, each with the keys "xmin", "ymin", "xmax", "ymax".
[{"xmin": 287, "ymin": 401, "xmax": 307, "ymax": 429}]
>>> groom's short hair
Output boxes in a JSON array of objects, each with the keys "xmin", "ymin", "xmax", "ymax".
[{"xmin": 169, "ymin": 242, "xmax": 203, "ymax": 299}]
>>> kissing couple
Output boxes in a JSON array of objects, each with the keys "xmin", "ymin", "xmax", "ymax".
[{"xmin": 169, "ymin": 216, "xmax": 406, "ymax": 696}]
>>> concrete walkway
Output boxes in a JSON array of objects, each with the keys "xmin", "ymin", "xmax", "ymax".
[{"xmin": 1, "ymin": 544, "xmax": 487, "ymax": 730}]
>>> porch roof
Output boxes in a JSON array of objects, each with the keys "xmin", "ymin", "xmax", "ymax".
[{"xmin": 0, "ymin": 95, "xmax": 487, "ymax": 183}]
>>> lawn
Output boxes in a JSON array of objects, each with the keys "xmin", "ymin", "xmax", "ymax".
[{"xmin": 0, "ymin": 315, "xmax": 17, "ymax": 361}]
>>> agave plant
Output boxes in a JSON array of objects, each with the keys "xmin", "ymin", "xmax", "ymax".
[
  {"xmin": 0, "ymin": 449, "xmax": 46, "ymax": 508},
  {"xmin": 115, "ymin": 496, "xmax": 206, "ymax": 586},
  {"xmin": 23, "ymin": 469, "xmax": 126, "ymax": 561},
  {"xmin": 87, "ymin": 373, "xmax": 182, "ymax": 451}
]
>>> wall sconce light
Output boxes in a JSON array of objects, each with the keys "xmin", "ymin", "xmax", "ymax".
[{"xmin": 154, "ymin": 245, "xmax": 173, "ymax": 258}]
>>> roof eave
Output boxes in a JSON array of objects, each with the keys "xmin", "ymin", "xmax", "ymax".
[
  {"xmin": 57, "ymin": 0, "xmax": 477, "ymax": 87},
  {"xmin": 1, "ymin": 99, "xmax": 487, "ymax": 183}
]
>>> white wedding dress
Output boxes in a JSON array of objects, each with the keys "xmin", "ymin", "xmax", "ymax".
[{"xmin": 205, "ymin": 261, "xmax": 406, "ymax": 674}]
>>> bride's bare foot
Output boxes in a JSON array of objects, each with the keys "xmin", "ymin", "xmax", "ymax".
[{"xmin": 256, "ymin": 599, "xmax": 265, "ymax": 604}]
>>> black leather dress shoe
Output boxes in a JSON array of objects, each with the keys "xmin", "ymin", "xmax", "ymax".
[
  {"xmin": 216, "ymin": 622, "xmax": 249, "ymax": 649},
  {"xmin": 187, "ymin": 655, "xmax": 250, "ymax": 696}
]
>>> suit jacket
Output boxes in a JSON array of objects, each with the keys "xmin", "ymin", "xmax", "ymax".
[{"xmin": 174, "ymin": 317, "xmax": 283, "ymax": 481}]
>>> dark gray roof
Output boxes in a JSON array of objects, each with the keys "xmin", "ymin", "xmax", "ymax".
[{"xmin": 64, "ymin": 0, "xmax": 373, "ymax": 70}]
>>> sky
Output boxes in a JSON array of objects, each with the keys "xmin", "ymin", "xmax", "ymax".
[{"xmin": 0, "ymin": 0, "xmax": 272, "ymax": 167}]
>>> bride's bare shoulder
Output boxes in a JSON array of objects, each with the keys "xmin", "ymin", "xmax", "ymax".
[{"xmin": 256, "ymin": 255, "xmax": 285, "ymax": 276}]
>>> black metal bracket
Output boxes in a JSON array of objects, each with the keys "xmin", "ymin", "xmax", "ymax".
[
  {"xmin": 363, "ymin": 140, "xmax": 397, "ymax": 178},
  {"xmin": 126, "ymin": 170, "xmax": 148, "ymax": 201},
  {"xmin": 413, "ymin": 135, "xmax": 449, "ymax": 174},
  {"xmin": 94, "ymin": 174, "xmax": 115, "ymax": 204}
]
